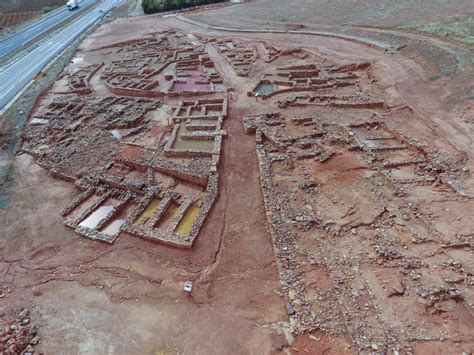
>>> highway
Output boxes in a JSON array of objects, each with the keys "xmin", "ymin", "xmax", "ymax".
[
  {"xmin": 0, "ymin": 0, "xmax": 123, "ymax": 112},
  {"xmin": 0, "ymin": 0, "xmax": 97, "ymax": 60}
]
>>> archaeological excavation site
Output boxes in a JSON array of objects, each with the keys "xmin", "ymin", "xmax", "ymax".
[{"xmin": 0, "ymin": 0, "xmax": 473, "ymax": 354}]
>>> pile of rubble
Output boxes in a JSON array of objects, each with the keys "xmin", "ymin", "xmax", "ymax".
[
  {"xmin": 0, "ymin": 309, "xmax": 40, "ymax": 354},
  {"xmin": 213, "ymin": 38, "xmax": 257, "ymax": 76}
]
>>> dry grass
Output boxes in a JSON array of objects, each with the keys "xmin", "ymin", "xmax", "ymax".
[
  {"xmin": 188, "ymin": 0, "xmax": 474, "ymax": 28},
  {"xmin": 0, "ymin": 11, "xmax": 42, "ymax": 29},
  {"xmin": 0, "ymin": 0, "xmax": 64, "ymax": 13}
]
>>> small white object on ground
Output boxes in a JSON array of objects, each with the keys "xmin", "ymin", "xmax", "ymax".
[{"xmin": 184, "ymin": 281, "xmax": 193, "ymax": 292}]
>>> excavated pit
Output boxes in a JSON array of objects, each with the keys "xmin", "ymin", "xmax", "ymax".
[{"xmin": 1, "ymin": 7, "xmax": 473, "ymax": 354}]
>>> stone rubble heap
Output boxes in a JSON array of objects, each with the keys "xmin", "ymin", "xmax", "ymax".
[{"xmin": 0, "ymin": 309, "xmax": 40, "ymax": 355}]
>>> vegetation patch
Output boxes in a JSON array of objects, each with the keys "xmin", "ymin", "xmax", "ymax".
[
  {"xmin": 142, "ymin": 0, "xmax": 224, "ymax": 14},
  {"xmin": 406, "ymin": 13, "xmax": 474, "ymax": 45},
  {"xmin": 42, "ymin": 5, "xmax": 59, "ymax": 14}
]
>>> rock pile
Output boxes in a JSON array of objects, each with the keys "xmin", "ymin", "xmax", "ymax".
[{"xmin": 0, "ymin": 309, "xmax": 40, "ymax": 354}]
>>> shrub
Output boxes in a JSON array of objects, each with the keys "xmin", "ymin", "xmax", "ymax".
[{"xmin": 142, "ymin": 0, "xmax": 225, "ymax": 14}]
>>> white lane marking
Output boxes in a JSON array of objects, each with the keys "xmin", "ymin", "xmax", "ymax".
[
  {"xmin": 0, "ymin": 0, "xmax": 121, "ymax": 104},
  {"xmin": 0, "ymin": 0, "xmax": 96, "ymax": 54}
]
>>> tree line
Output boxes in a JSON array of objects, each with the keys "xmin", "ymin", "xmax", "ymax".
[{"xmin": 142, "ymin": 0, "xmax": 225, "ymax": 14}]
